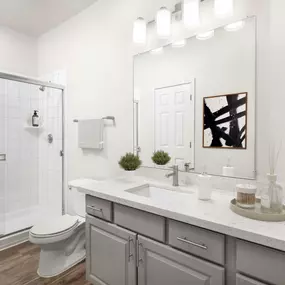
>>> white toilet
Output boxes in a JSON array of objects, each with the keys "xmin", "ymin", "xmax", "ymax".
[{"xmin": 29, "ymin": 188, "xmax": 86, "ymax": 278}]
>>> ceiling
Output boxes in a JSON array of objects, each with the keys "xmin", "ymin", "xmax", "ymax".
[{"xmin": 0, "ymin": 0, "xmax": 98, "ymax": 37}]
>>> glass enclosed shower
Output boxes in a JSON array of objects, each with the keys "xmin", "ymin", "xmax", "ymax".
[{"xmin": 0, "ymin": 72, "xmax": 64, "ymax": 237}]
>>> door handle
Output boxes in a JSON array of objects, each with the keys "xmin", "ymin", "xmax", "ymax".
[
  {"xmin": 0, "ymin": 154, "xmax": 6, "ymax": 161},
  {"xmin": 136, "ymin": 241, "xmax": 144, "ymax": 267},
  {"xmin": 128, "ymin": 237, "xmax": 134, "ymax": 262}
]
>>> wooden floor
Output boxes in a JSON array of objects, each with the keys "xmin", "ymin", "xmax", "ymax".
[{"xmin": 0, "ymin": 242, "xmax": 92, "ymax": 285}]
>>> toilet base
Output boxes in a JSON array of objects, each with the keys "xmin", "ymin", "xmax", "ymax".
[
  {"xmin": 38, "ymin": 250, "xmax": 86, "ymax": 278},
  {"xmin": 36, "ymin": 225, "xmax": 86, "ymax": 278}
]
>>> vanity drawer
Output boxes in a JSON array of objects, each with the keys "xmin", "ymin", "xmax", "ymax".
[
  {"xmin": 168, "ymin": 219, "xmax": 225, "ymax": 265},
  {"xmin": 86, "ymin": 195, "xmax": 112, "ymax": 222},
  {"xmin": 114, "ymin": 204, "xmax": 165, "ymax": 242},
  {"xmin": 236, "ymin": 240, "xmax": 285, "ymax": 285}
]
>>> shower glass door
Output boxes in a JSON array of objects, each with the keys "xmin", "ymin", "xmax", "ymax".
[
  {"xmin": 0, "ymin": 79, "xmax": 6, "ymax": 235},
  {"xmin": 0, "ymin": 77, "xmax": 63, "ymax": 236}
]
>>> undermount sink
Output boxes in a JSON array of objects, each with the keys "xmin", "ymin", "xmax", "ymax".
[{"xmin": 125, "ymin": 184, "xmax": 193, "ymax": 202}]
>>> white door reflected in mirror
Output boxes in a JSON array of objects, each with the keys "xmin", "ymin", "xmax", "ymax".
[{"xmin": 154, "ymin": 83, "xmax": 195, "ymax": 170}]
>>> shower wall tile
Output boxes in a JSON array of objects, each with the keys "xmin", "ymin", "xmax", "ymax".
[{"xmin": 4, "ymin": 81, "xmax": 40, "ymax": 213}]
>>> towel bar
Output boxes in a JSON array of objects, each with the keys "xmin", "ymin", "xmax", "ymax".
[{"xmin": 73, "ymin": 116, "xmax": 115, "ymax": 123}]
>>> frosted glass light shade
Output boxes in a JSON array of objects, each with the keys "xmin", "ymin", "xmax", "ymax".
[
  {"xmin": 184, "ymin": 0, "xmax": 200, "ymax": 28},
  {"xmin": 156, "ymin": 7, "xmax": 171, "ymax": 38},
  {"xmin": 196, "ymin": 30, "xmax": 215, "ymax": 40},
  {"xmin": 224, "ymin": 20, "xmax": 245, "ymax": 32},
  {"xmin": 215, "ymin": 0, "xmax": 233, "ymax": 18},
  {"xmin": 133, "ymin": 17, "xmax": 146, "ymax": 44},
  {"xmin": 172, "ymin": 20, "xmax": 186, "ymax": 48}
]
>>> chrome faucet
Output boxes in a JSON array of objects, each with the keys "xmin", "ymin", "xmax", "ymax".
[{"xmin": 165, "ymin": 165, "xmax": 179, "ymax": 186}]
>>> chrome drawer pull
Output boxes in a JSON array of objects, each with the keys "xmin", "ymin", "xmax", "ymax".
[
  {"xmin": 87, "ymin": 205, "xmax": 102, "ymax": 212},
  {"xmin": 177, "ymin": 237, "xmax": 208, "ymax": 250}
]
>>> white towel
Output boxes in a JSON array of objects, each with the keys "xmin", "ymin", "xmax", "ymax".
[{"xmin": 78, "ymin": 119, "xmax": 104, "ymax": 149}]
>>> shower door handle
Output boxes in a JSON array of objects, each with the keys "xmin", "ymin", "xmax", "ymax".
[{"xmin": 0, "ymin": 154, "xmax": 6, "ymax": 161}]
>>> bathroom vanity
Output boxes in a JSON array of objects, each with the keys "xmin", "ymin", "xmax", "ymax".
[{"xmin": 70, "ymin": 179, "xmax": 285, "ymax": 285}]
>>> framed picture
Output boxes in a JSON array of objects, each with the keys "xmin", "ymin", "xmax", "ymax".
[{"xmin": 203, "ymin": 92, "xmax": 248, "ymax": 149}]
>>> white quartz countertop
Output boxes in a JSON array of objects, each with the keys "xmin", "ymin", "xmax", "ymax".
[{"xmin": 69, "ymin": 177, "xmax": 285, "ymax": 252}]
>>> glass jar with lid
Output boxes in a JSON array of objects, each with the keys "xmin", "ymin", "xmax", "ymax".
[{"xmin": 236, "ymin": 184, "xmax": 257, "ymax": 209}]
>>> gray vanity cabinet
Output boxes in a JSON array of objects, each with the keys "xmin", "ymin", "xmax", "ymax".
[
  {"xmin": 85, "ymin": 195, "xmax": 284, "ymax": 285},
  {"xmin": 86, "ymin": 215, "xmax": 137, "ymax": 285},
  {"xmin": 137, "ymin": 235, "xmax": 225, "ymax": 285},
  {"xmin": 236, "ymin": 274, "xmax": 268, "ymax": 285}
]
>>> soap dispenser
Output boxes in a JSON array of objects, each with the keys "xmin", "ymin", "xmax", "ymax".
[
  {"xmin": 32, "ymin": 110, "xmax": 39, "ymax": 127},
  {"xmin": 197, "ymin": 166, "xmax": 212, "ymax": 200}
]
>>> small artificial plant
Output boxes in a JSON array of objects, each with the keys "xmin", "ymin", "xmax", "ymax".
[
  {"xmin": 152, "ymin": 150, "xmax": 171, "ymax": 166},
  {"xmin": 119, "ymin": 153, "xmax": 142, "ymax": 171}
]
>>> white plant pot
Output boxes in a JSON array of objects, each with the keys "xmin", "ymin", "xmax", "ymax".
[{"xmin": 124, "ymin": 170, "xmax": 136, "ymax": 181}]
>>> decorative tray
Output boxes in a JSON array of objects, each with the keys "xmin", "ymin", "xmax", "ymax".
[{"xmin": 230, "ymin": 199, "xmax": 285, "ymax": 222}]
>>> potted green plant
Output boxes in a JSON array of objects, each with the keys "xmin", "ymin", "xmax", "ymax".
[
  {"xmin": 152, "ymin": 150, "xmax": 171, "ymax": 166},
  {"xmin": 118, "ymin": 153, "xmax": 142, "ymax": 179}
]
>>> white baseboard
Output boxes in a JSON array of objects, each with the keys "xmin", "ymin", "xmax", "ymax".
[{"xmin": 0, "ymin": 229, "xmax": 30, "ymax": 251}]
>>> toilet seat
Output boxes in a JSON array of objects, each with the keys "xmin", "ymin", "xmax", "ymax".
[
  {"xmin": 30, "ymin": 214, "xmax": 79, "ymax": 237},
  {"xmin": 29, "ymin": 214, "xmax": 85, "ymax": 244}
]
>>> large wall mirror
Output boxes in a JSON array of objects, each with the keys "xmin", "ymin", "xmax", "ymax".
[{"xmin": 133, "ymin": 16, "xmax": 256, "ymax": 179}]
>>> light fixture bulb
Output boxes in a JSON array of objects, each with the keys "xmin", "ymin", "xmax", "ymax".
[
  {"xmin": 156, "ymin": 7, "xmax": 171, "ymax": 38},
  {"xmin": 196, "ymin": 30, "xmax": 215, "ymax": 40},
  {"xmin": 171, "ymin": 19, "xmax": 186, "ymax": 48},
  {"xmin": 172, "ymin": 39, "xmax": 186, "ymax": 48},
  {"xmin": 133, "ymin": 17, "xmax": 146, "ymax": 44},
  {"xmin": 215, "ymin": 0, "xmax": 233, "ymax": 18},
  {"xmin": 150, "ymin": 47, "xmax": 164, "ymax": 55},
  {"xmin": 224, "ymin": 20, "xmax": 245, "ymax": 32},
  {"xmin": 184, "ymin": 0, "xmax": 200, "ymax": 28}
]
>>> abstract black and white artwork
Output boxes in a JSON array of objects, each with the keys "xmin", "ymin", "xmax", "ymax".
[{"xmin": 203, "ymin": 92, "xmax": 247, "ymax": 149}]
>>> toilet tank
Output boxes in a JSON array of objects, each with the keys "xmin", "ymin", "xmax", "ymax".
[{"xmin": 71, "ymin": 187, "xmax": 86, "ymax": 217}]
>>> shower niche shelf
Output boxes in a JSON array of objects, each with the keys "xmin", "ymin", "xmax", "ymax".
[{"xmin": 24, "ymin": 125, "xmax": 44, "ymax": 130}]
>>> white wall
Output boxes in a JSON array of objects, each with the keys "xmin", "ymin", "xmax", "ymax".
[
  {"xmin": 35, "ymin": 0, "xmax": 285, "ymax": 210},
  {"xmin": 135, "ymin": 17, "xmax": 256, "ymax": 178},
  {"xmin": 268, "ymin": 0, "xmax": 285, "ymax": 181},
  {"xmin": 0, "ymin": 26, "xmax": 38, "ymax": 77}
]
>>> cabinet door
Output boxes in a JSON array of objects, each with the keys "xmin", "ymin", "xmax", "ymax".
[
  {"xmin": 86, "ymin": 215, "xmax": 136, "ymax": 285},
  {"xmin": 236, "ymin": 274, "xmax": 268, "ymax": 285},
  {"xmin": 137, "ymin": 235, "xmax": 224, "ymax": 285}
]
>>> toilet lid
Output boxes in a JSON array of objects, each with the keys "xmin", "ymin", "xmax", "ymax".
[{"xmin": 30, "ymin": 214, "xmax": 79, "ymax": 236}]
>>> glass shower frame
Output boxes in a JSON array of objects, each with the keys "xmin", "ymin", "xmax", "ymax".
[{"xmin": 0, "ymin": 71, "xmax": 65, "ymax": 238}]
